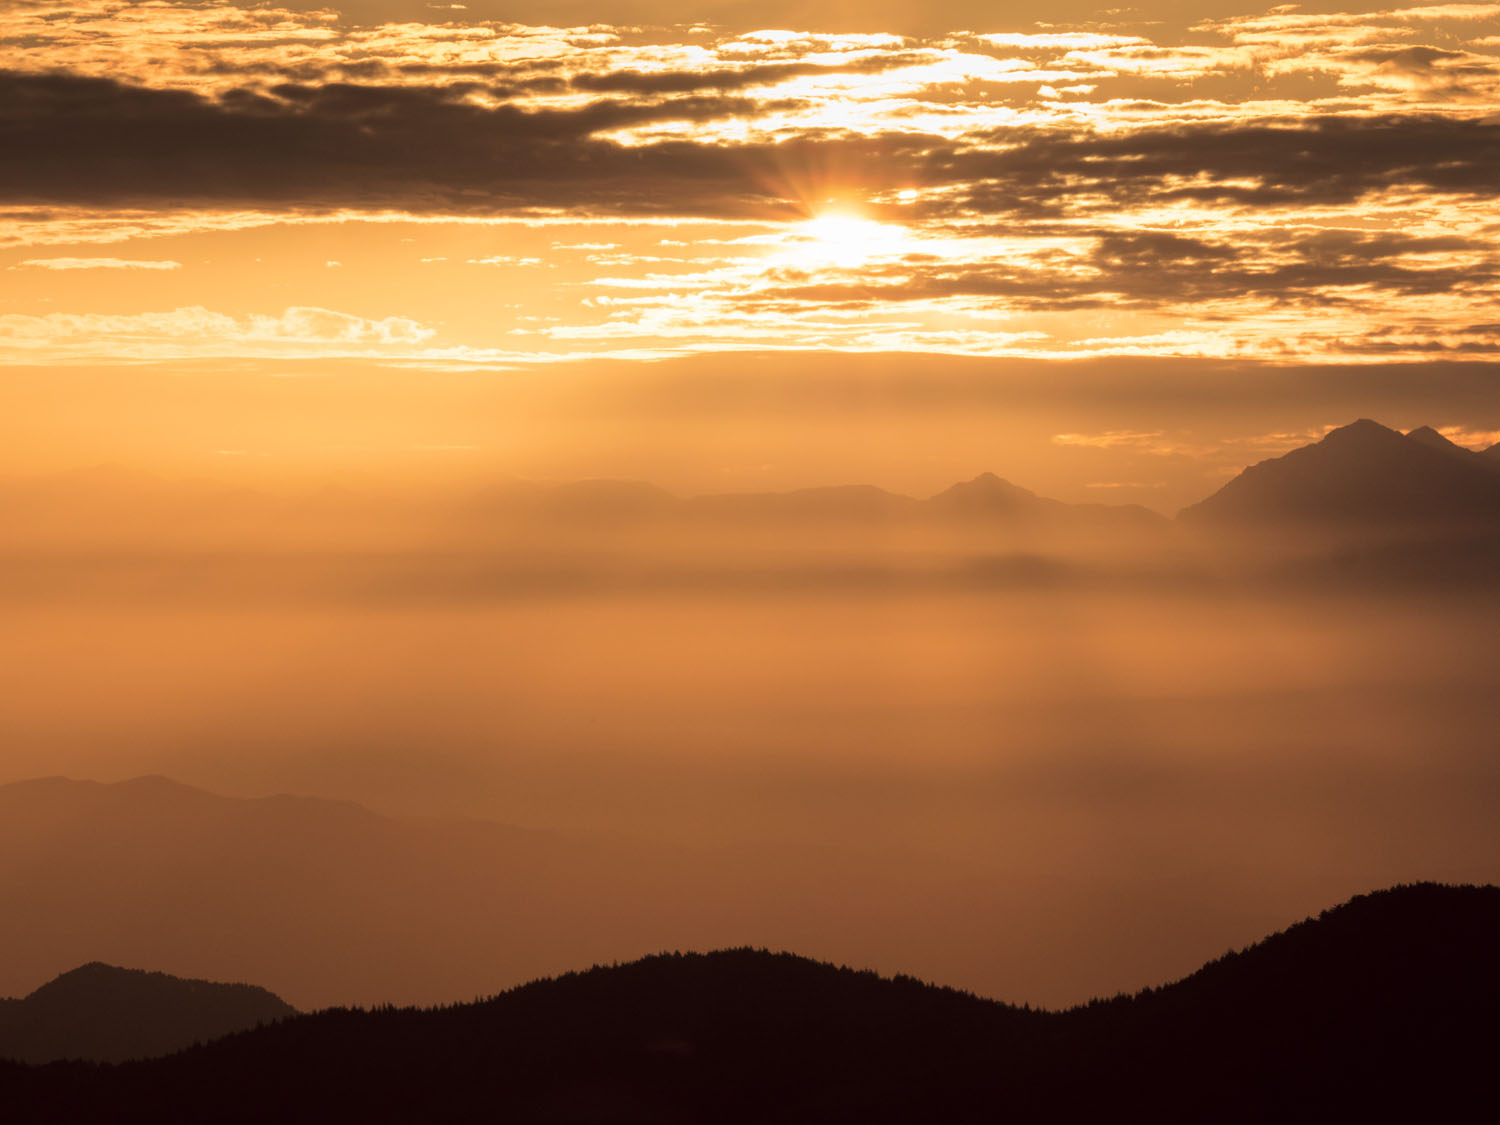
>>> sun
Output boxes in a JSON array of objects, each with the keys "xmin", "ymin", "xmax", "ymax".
[{"xmin": 774, "ymin": 211, "xmax": 911, "ymax": 270}]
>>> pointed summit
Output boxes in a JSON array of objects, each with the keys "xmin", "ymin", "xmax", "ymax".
[
  {"xmin": 927, "ymin": 473, "xmax": 1052, "ymax": 517},
  {"xmin": 1320, "ymin": 417, "xmax": 1407, "ymax": 449},
  {"xmin": 1403, "ymin": 425, "xmax": 1495, "ymax": 466},
  {"xmin": 1180, "ymin": 419, "xmax": 1500, "ymax": 525},
  {"xmin": 1405, "ymin": 424, "xmax": 1463, "ymax": 450}
]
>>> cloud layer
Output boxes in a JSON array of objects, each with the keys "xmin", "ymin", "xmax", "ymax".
[{"xmin": 3, "ymin": 1, "xmax": 1499, "ymax": 362}]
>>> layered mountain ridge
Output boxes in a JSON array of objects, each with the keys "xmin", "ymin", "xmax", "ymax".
[
  {"xmin": 2, "ymin": 420, "xmax": 1496, "ymax": 597},
  {"xmin": 4, "ymin": 418, "xmax": 1495, "ymax": 535},
  {"xmin": 0, "ymin": 883, "xmax": 1494, "ymax": 1123}
]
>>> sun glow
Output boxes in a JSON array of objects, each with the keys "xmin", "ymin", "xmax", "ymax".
[{"xmin": 775, "ymin": 213, "xmax": 913, "ymax": 270}]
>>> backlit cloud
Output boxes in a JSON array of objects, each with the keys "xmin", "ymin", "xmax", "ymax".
[
  {"xmin": 12, "ymin": 257, "xmax": 182, "ymax": 271},
  {"xmin": 2, "ymin": 1, "xmax": 1498, "ymax": 362},
  {"xmin": 0, "ymin": 305, "xmax": 435, "ymax": 360}
]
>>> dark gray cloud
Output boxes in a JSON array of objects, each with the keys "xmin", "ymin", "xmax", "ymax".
[
  {"xmin": 0, "ymin": 69, "xmax": 810, "ymax": 215},
  {"xmin": 726, "ymin": 225, "xmax": 1497, "ymax": 314},
  {"xmin": 5, "ymin": 69, "xmax": 1500, "ymax": 226},
  {"xmin": 933, "ymin": 115, "xmax": 1500, "ymax": 217}
]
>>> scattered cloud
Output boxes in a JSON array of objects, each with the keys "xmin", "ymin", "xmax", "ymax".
[
  {"xmin": 0, "ymin": 305, "xmax": 435, "ymax": 361},
  {"xmin": 1438, "ymin": 425, "xmax": 1500, "ymax": 449},
  {"xmin": 12, "ymin": 257, "xmax": 182, "ymax": 271},
  {"xmin": 1053, "ymin": 431, "xmax": 1173, "ymax": 453},
  {"xmin": 3, "ymin": 2, "xmax": 1498, "ymax": 362}
]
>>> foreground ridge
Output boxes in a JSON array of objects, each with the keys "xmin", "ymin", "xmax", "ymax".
[{"xmin": 2, "ymin": 883, "xmax": 1495, "ymax": 1123}]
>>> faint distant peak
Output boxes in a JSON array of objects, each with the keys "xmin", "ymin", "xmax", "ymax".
[{"xmin": 929, "ymin": 472, "xmax": 1042, "ymax": 507}]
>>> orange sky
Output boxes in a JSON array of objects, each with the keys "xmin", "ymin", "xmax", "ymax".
[
  {"xmin": 3, "ymin": 3, "xmax": 1500, "ymax": 1009},
  {"xmin": 5, "ymin": 1, "xmax": 1500, "ymax": 367},
  {"xmin": 4, "ymin": 1, "xmax": 1500, "ymax": 504}
]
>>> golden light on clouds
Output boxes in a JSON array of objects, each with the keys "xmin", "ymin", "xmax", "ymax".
[
  {"xmin": 1, "ymin": 0, "xmax": 1498, "ymax": 367},
  {"xmin": 773, "ymin": 213, "xmax": 913, "ymax": 269},
  {"xmin": 4, "ymin": 2, "xmax": 1500, "ymax": 1045}
]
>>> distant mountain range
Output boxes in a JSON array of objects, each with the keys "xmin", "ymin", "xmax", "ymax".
[
  {"xmin": 0, "ymin": 963, "xmax": 294, "ymax": 1064},
  {"xmin": 3, "ymin": 421, "xmax": 1497, "ymax": 594},
  {"xmin": 0, "ymin": 776, "xmax": 1015, "ymax": 1014},
  {"xmin": 470, "ymin": 470, "xmax": 1171, "ymax": 533},
  {"xmin": 4, "ymin": 419, "xmax": 1495, "ymax": 536},
  {"xmin": 454, "ymin": 423, "xmax": 1500, "ymax": 537},
  {"xmin": 1, "ymin": 884, "xmax": 1494, "ymax": 1122}
]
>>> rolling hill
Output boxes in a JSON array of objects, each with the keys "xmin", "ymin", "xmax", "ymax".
[
  {"xmin": 0, "ymin": 963, "xmax": 294, "ymax": 1064},
  {"xmin": 0, "ymin": 884, "xmax": 1493, "ymax": 1123}
]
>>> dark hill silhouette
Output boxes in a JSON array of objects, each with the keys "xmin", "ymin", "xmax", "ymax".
[
  {"xmin": 0, "ymin": 776, "xmax": 1013, "ymax": 1014},
  {"xmin": 1179, "ymin": 418, "xmax": 1500, "ymax": 526},
  {"xmin": 0, "ymin": 963, "xmax": 295, "ymax": 1064},
  {"xmin": 1067, "ymin": 882, "xmax": 1500, "ymax": 1120},
  {"xmin": 0, "ymin": 884, "xmax": 1493, "ymax": 1123}
]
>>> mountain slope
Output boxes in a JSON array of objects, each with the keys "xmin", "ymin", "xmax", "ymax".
[
  {"xmin": 927, "ymin": 472, "xmax": 1057, "ymax": 517},
  {"xmin": 1404, "ymin": 424, "xmax": 1491, "ymax": 466},
  {"xmin": 0, "ymin": 884, "xmax": 1493, "ymax": 1123},
  {"xmin": 1065, "ymin": 882, "xmax": 1500, "ymax": 1119},
  {"xmin": 0, "ymin": 963, "xmax": 295, "ymax": 1064},
  {"xmin": 1180, "ymin": 418, "xmax": 1500, "ymax": 525}
]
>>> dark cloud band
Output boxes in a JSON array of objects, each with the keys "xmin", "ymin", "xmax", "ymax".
[{"xmin": 4, "ymin": 69, "xmax": 1500, "ymax": 223}]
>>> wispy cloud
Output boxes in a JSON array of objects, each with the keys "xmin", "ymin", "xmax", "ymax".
[
  {"xmin": 13, "ymin": 257, "xmax": 182, "ymax": 270},
  {"xmin": 1438, "ymin": 425, "xmax": 1500, "ymax": 448},
  {"xmin": 0, "ymin": 305, "xmax": 435, "ymax": 361}
]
